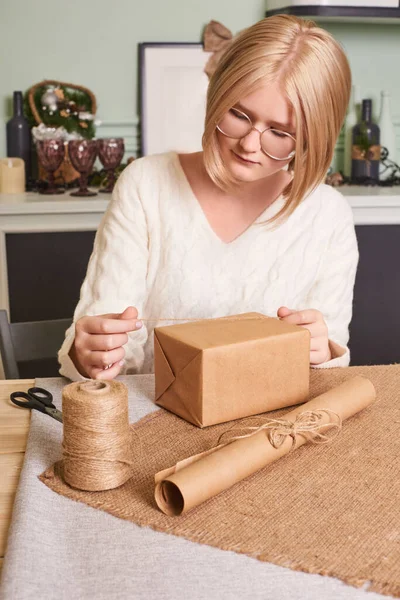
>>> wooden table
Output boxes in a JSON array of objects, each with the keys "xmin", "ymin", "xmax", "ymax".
[{"xmin": 0, "ymin": 379, "xmax": 34, "ymax": 577}]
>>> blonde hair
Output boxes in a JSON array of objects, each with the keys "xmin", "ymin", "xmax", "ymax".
[{"xmin": 202, "ymin": 15, "xmax": 352, "ymax": 226}]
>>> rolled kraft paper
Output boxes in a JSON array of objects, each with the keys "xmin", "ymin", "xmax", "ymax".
[
  {"xmin": 62, "ymin": 379, "xmax": 133, "ymax": 492},
  {"xmin": 154, "ymin": 376, "xmax": 376, "ymax": 516},
  {"xmin": 0, "ymin": 157, "xmax": 25, "ymax": 193}
]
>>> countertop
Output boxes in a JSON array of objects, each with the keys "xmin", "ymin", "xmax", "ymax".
[{"xmin": 0, "ymin": 186, "xmax": 400, "ymax": 224}]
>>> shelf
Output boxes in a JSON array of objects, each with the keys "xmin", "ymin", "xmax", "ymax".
[
  {"xmin": 339, "ymin": 184, "xmax": 400, "ymax": 201},
  {"xmin": 265, "ymin": 5, "xmax": 400, "ymax": 24},
  {"xmin": 0, "ymin": 192, "xmax": 110, "ymax": 215},
  {"xmin": 337, "ymin": 185, "xmax": 400, "ymax": 224}
]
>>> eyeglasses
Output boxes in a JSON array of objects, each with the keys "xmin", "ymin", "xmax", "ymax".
[{"xmin": 216, "ymin": 107, "xmax": 296, "ymax": 161}]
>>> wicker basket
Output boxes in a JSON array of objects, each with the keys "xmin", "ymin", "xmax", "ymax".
[{"xmin": 27, "ymin": 79, "xmax": 97, "ymax": 184}]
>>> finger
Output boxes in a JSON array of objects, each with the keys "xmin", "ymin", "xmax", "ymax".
[
  {"xmin": 119, "ymin": 306, "xmax": 139, "ymax": 320},
  {"xmin": 99, "ymin": 306, "xmax": 139, "ymax": 320},
  {"xmin": 89, "ymin": 357, "xmax": 124, "ymax": 379},
  {"xmin": 88, "ymin": 347, "xmax": 125, "ymax": 369},
  {"xmin": 79, "ymin": 316, "xmax": 142, "ymax": 335},
  {"xmin": 309, "ymin": 337, "xmax": 328, "ymax": 352},
  {"xmin": 85, "ymin": 332, "xmax": 129, "ymax": 352},
  {"xmin": 82, "ymin": 364, "xmax": 106, "ymax": 379},
  {"xmin": 277, "ymin": 306, "xmax": 292, "ymax": 318},
  {"xmin": 279, "ymin": 308, "xmax": 321, "ymax": 326},
  {"xmin": 94, "ymin": 361, "xmax": 124, "ymax": 381},
  {"xmin": 310, "ymin": 349, "xmax": 330, "ymax": 365},
  {"xmin": 298, "ymin": 322, "xmax": 327, "ymax": 338}
]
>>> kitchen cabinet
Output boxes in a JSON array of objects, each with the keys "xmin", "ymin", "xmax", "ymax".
[
  {"xmin": 350, "ymin": 224, "xmax": 400, "ymax": 365},
  {"xmin": 0, "ymin": 193, "xmax": 107, "ymax": 377},
  {"xmin": 265, "ymin": 1, "xmax": 400, "ymax": 23}
]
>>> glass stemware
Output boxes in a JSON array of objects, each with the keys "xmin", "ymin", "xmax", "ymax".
[
  {"xmin": 97, "ymin": 138, "xmax": 125, "ymax": 193},
  {"xmin": 68, "ymin": 139, "xmax": 98, "ymax": 197},
  {"xmin": 36, "ymin": 139, "xmax": 65, "ymax": 195}
]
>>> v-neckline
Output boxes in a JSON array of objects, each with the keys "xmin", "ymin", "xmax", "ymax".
[{"xmin": 171, "ymin": 151, "xmax": 286, "ymax": 246}]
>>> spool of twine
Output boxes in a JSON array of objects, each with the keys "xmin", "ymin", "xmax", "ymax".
[{"xmin": 62, "ymin": 380, "xmax": 133, "ymax": 491}]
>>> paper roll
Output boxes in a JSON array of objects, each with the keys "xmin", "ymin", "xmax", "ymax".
[
  {"xmin": 0, "ymin": 157, "xmax": 25, "ymax": 193},
  {"xmin": 155, "ymin": 376, "xmax": 376, "ymax": 516}
]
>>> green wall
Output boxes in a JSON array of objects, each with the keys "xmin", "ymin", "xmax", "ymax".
[
  {"xmin": 0, "ymin": 0, "xmax": 264, "ymax": 160},
  {"xmin": 1, "ymin": 1, "xmax": 399, "ymax": 170}
]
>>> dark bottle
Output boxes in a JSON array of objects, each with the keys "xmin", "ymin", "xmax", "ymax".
[
  {"xmin": 351, "ymin": 99, "xmax": 380, "ymax": 183},
  {"xmin": 6, "ymin": 91, "xmax": 32, "ymax": 183}
]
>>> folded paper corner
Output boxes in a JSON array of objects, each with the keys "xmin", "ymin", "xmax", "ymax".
[{"xmin": 154, "ymin": 332, "xmax": 176, "ymax": 400}]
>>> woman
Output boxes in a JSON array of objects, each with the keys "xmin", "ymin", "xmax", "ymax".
[{"xmin": 59, "ymin": 14, "xmax": 358, "ymax": 381}]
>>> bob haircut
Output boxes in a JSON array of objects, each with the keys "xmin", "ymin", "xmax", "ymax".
[{"xmin": 202, "ymin": 14, "xmax": 352, "ymax": 226}]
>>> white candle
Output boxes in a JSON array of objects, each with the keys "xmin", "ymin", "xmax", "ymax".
[{"xmin": 0, "ymin": 157, "xmax": 25, "ymax": 193}]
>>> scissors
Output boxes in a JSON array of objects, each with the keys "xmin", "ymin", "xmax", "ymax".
[{"xmin": 10, "ymin": 387, "xmax": 63, "ymax": 423}]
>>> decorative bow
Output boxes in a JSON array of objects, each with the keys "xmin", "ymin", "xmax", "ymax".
[
  {"xmin": 217, "ymin": 409, "xmax": 342, "ymax": 451},
  {"xmin": 203, "ymin": 20, "xmax": 234, "ymax": 79}
]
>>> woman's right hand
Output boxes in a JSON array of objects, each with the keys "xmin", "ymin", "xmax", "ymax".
[{"xmin": 68, "ymin": 306, "xmax": 143, "ymax": 380}]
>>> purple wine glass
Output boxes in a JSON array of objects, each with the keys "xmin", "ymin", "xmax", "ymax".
[
  {"xmin": 97, "ymin": 138, "xmax": 125, "ymax": 193},
  {"xmin": 68, "ymin": 139, "xmax": 98, "ymax": 197},
  {"xmin": 36, "ymin": 139, "xmax": 65, "ymax": 194}
]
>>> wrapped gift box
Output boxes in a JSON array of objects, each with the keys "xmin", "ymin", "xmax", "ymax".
[{"xmin": 154, "ymin": 312, "xmax": 310, "ymax": 428}]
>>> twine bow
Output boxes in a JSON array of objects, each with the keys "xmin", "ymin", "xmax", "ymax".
[
  {"xmin": 203, "ymin": 20, "xmax": 234, "ymax": 79},
  {"xmin": 217, "ymin": 409, "xmax": 342, "ymax": 452}
]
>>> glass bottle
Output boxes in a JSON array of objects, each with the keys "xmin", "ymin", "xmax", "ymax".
[
  {"xmin": 378, "ymin": 90, "xmax": 397, "ymax": 181},
  {"xmin": 343, "ymin": 84, "xmax": 360, "ymax": 178},
  {"xmin": 351, "ymin": 99, "xmax": 380, "ymax": 184},
  {"xmin": 6, "ymin": 91, "xmax": 31, "ymax": 184}
]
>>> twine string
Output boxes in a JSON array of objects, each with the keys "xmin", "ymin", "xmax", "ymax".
[
  {"xmin": 62, "ymin": 380, "xmax": 139, "ymax": 491},
  {"xmin": 62, "ymin": 428, "xmax": 142, "ymax": 468},
  {"xmin": 140, "ymin": 315, "xmax": 270, "ymax": 323},
  {"xmin": 217, "ymin": 409, "xmax": 342, "ymax": 452}
]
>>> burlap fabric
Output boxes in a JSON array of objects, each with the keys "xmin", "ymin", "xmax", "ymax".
[{"xmin": 40, "ymin": 365, "xmax": 400, "ymax": 598}]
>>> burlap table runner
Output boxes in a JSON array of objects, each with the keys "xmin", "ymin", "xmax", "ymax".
[{"xmin": 40, "ymin": 365, "xmax": 400, "ymax": 598}]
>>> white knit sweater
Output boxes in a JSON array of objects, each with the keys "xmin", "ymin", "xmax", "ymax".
[{"xmin": 58, "ymin": 151, "xmax": 359, "ymax": 381}]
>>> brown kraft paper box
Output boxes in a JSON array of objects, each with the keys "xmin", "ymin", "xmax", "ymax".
[{"xmin": 154, "ymin": 312, "xmax": 310, "ymax": 428}]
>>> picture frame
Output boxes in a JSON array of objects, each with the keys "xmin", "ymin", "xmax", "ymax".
[{"xmin": 138, "ymin": 43, "xmax": 212, "ymax": 156}]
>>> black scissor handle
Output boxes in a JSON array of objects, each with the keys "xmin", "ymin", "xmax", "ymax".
[
  {"xmin": 10, "ymin": 391, "xmax": 47, "ymax": 413},
  {"xmin": 27, "ymin": 387, "xmax": 54, "ymax": 407}
]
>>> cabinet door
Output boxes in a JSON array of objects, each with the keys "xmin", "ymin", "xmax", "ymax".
[
  {"xmin": 6, "ymin": 230, "xmax": 96, "ymax": 377},
  {"xmin": 349, "ymin": 225, "xmax": 400, "ymax": 366}
]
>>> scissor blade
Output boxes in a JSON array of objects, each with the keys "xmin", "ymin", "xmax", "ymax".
[{"xmin": 44, "ymin": 407, "xmax": 63, "ymax": 423}]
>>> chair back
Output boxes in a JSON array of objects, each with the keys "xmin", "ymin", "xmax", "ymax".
[{"xmin": 0, "ymin": 310, "xmax": 72, "ymax": 379}]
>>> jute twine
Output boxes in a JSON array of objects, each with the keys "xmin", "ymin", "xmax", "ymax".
[
  {"xmin": 217, "ymin": 409, "xmax": 342, "ymax": 451},
  {"xmin": 62, "ymin": 380, "xmax": 133, "ymax": 492},
  {"xmin": 141, "ymin": 315, "xmax": 269, "ymax": 323}
]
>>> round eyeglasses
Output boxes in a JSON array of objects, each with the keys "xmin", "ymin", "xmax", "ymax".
[{"xmin": 217, "ymin": 107, "xmax": 296, "ymax": 161}]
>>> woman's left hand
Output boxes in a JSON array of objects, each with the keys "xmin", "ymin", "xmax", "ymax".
[{"xmin": 277, "ymin": 306, "xmax": 331, "ymax": 365}]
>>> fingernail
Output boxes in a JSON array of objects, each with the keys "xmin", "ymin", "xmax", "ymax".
[
  {"xmin": 135, "ymin": 320, "xmax": 143, "ymax": 329},
  {"xmin": 119, "ymin": 359, "xmax": 125, "ymax": 366}
]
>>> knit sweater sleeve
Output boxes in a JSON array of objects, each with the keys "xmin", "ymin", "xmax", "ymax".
[
  {"xmin": 307, "ymin": 190, "xmax": 359, "ymax": 369},
  {"xmin": 58, "ymin": 160, "xmax": 149, "ymax": 381}
]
